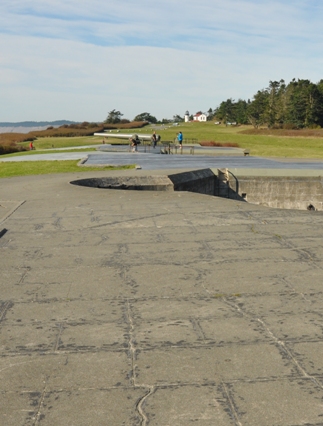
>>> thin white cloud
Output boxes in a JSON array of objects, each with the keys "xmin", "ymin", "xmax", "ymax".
[{"xmin": 0, "ymin": 0, "xmax": 323, "ymax": 121}]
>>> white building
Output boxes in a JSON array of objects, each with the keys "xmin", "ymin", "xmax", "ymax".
[
  {"xmin": 193, "ymin": 112, "xmax": 207, "ymax": 122},
  {"xmin": 184, "ymin": 111, "xmax": 190, "ymax": 122}
]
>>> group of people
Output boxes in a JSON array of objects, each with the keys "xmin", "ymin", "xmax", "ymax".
[
  {"xmin": 129, "ymin": 131, "xmax": 161, "ymax": 152},
  {"xmin": 129, "ymin": 131, "xmax": 183, "ymax": 153}
]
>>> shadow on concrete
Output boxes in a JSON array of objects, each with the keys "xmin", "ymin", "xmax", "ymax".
[{"xmin": 70, "ymin": 168, "xmax": 247, "ymax": 203}]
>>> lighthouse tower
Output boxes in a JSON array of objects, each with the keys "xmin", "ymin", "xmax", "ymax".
[{"xmin": 184, "ymin": 111, "xmax": 190, "ymax": 122}]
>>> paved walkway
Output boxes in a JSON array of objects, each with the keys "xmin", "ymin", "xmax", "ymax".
[
  {"xmin": 1, "ymin": 170, "xmax": 323, "ymax": 425},
  {"xmin": 3, "ymin": 148, "xmax": 323, "ymax": 176}
]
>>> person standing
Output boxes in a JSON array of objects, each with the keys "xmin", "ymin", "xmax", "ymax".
[
  {"xmin": 177, "ymin": 131, "xmax": 183, "ymax": 149},
  {"xmin": 151, "ymin": 131, "xmax": 157, "ymax": 148},
  {"xmin": 130, "ymin": 135, "xmax": 139, "ymax": 152}
]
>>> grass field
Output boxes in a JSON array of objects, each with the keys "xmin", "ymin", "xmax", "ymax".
[
  {"xmin": 152, "ymin": 123, "xmax": 323, "ymax": 159},
  {"xmin": 0, "ymin": 161, "xmax": 135, "ymax": 178},
  {"xmin": 1, "ymin": 122, "xmax": 323, "ymax": 178},
  {"xmin": 21, "ymin": 136, "xmax": 100, "ymax": 150},
  {"xmin": 92, "ymin": 123, "xmax": 323, "ymax": 159},
  {"xmin": 13, "ymin": 123, "xmax": 323, "ymax": 159}
]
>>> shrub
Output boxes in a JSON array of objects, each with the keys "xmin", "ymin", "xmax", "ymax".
[
  {"xmin": 0, "ymin": 140, "xmax": 27, "ymax": 155},
  {"xmin": 282, "ymin": 123, "xmax": 298, "ymax": 130},
  {"xmin": 0, "ymin": 133, "xmax": 36, "ymax": 144},
  {"xmin": 199, "ymin": 141, "xmax": 239, "ymax": 147}
]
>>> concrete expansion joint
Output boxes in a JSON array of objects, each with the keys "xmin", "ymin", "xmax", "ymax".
[
  {"xmin": 32, "ymin": 379, "xmax": 49, "ymax": 426},
  {"xmin": 53, "ymin": 322, "xmax": 65, "ymax": 352},
  {"xmin": 0, "ymin": 200, "xmax": 26, "ymax": 225},
  {"xmin": 126, "ymin": 300, "xmax": 136, "ymax": 387},
  {"xmin": 126, "ymin": 300, "xmax": 156, "ymax": 424},
  {"xmin": 189, "ymin": 317, "xmax": 207, "ymax": 343},
  {"xmin": 224, "ymin": 298, "xmax": 323, "ymax": 391},
  {"xmin": 255, "ymin": 317, "xmax": 323, "ymax": 389},
  {"xmin": 222, "ymin": 380, "xmax": 243, "ymax": 426},
  {"xmin": 136, "ymin": 386, "xmax": 155, "ymax": 426},
  {"xmin": 0, "ymin": 301, "xmax": 14, "ymax": 322},
  {"xmin": 18, "ymin": 266, "xmax": 31, "ymax": 284}
]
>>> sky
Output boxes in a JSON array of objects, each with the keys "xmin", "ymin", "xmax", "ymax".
[{"xmin": 1, "ymin": 0, "xmax": 323, "ymax": 122}]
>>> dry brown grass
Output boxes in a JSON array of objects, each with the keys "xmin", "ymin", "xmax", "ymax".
[
  {"xmin": 0, "ymin": 139, "xmax": 28, "ymax": 155},
  {"xmin": 199, "ymin": 141, "xmax": 239, "ymax": 147},
  {"xmin": 0, "ymin": 133, "xmax": 32, "ymax": 154},
  {"xmin": 29, "ymin": 121, "xmax": 149, "ymax": 138},
  {"xmin": 0, "ymin": 121, "xmax": 149, "ymax": 154},
  {"xmin": 0, "ymin": 133, "xmax": 35, "ymax": 143}
]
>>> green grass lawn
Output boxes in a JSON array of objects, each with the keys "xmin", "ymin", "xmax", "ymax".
[
  {"xmin": 154, "ymin": 123, "xmax": 323, "ymax": 158},
  {"xmin": 0, "ymin": 161, "xmax": 135, "ymax": 178},
  {"xmin": 2, "ymin": 147, "xmax": 95, "ymax": 158},
  {"xmin": 2, "ymin": 122, "xmax": 323, "ymax": 178},
  {"xmin": 22, "ymin": 136, "xmax": 100, "ymax": 150},
  {"xmin": 14, "ymin": 123, "xmax": 323, "ymax": 159}
]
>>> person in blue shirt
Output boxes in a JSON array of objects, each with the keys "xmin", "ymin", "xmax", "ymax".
[{"xmin": 177, "ymin": 131, "xmax": 183, "ymax": 149}]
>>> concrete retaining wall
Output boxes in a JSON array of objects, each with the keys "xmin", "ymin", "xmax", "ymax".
[
  {"xmin": 222, "ymin": 175, "xmax": 323, "ymax": 211},
  {"xmin": 70, "ymin": 170, "xmax": 323, "ymax": 211},
  {"xmin": 168, "ymin": 169, "xmax": 215, "ymax": 195}
]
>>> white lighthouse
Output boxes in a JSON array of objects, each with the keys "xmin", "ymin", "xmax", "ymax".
[{"xmin": 184, "ymin": 111, "xmax": 190, "ymax": 122}]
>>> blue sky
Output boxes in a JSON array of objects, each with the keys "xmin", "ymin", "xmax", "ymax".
[{"xmin": 1, "ymin": 0, "xmax": 323, "ymax": 122}]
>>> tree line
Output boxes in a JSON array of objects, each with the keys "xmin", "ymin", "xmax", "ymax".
[
  {"xmin": 105, "ymin": 78, "xmax": 323, "ymax": 129},
  {"xmin": 105, "ymin": 110, "xmax": 159, "ymax": 125},
  {"xmin": 210, "ymin": 79, "xmax": 323, "ymax": 129}
]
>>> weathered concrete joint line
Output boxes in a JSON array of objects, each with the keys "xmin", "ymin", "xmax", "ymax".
[
  {"xmin": 136, "ymin": 386, "xmax": 155, "ymax": 426},
  {"xmin": 222, "ymin": 381, "xmax": 243, "ymax": 426},
  {"xmin": 18, "ymin": 266, "xmax": 31, "ymax": 284},
  {"xmin": 53, "ymin": 323, "xmax": 65, "ymax": 352},
  {"xmin": 0, "ymin": 301, "xmax": 14, "ymax": 322},
  {"xmin": 189, "ymin": 317, "xmax": 206, "ymax": 343},
  {"xmin": 223, "ymin": 297, "xmax": 323, "ymax": 389},
  {"xmin": 127, "ymin": 300, "xmax": 136, "ymax": 387},
  {"xmin": 32, "ymin": 380, "xmax": 48, "ymax": 426},
  {"xmin": 256, "ymin": 318, "xmax": 323, "ymax": 389},
  {"xmin": 126, "ymin": 300, "xmax": 156, "ymax": 424},
  {"xmin": 0, "ymin": 200, "xmax": 26, "ymax": 225},
  {"xmin": 85, "ymin": 212, "xmax": 171, "ymax": 230}
]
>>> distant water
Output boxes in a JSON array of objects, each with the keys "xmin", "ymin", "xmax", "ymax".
[{"xmin": 0, "ymin": 126, "xmax": 50, "ymax": 134}]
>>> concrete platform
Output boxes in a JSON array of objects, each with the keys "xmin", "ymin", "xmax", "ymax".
[
  {"xmin": 3, "ymin": 149, "xmax": 323, "ymax": 177},
  {"xmin": 1, "ymin": 170, "xmax": 323, "ymax": 425}
]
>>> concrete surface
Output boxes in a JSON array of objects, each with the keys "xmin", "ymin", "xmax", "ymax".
[
  {"xmin": 1, "ymin": 170, "xmax": 323, "ymax": 425},
  {"xmin": 3, "ymin": 149, "xmax": 323, "ymax": 176}
]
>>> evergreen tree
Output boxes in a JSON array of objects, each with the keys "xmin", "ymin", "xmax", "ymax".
[
  {"xmin": 216, "ymin": 99, "xmax": 236, "ymax": 124},
  {"xmin": 105, "ymin": 109, "xmax": 123, "ymax": 124},
  {"xmin": 247, "ymin": 90, "xmax": 269, "ymax": 128},
  {"xmin": 133, "ymin": 112, "xmax": 157, "ymax": 123}
]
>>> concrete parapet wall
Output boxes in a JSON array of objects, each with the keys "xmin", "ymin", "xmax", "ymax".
[
  {"xmin": 224, "ymin": 175, "xmax": 323, "ymax": 211},
  {"xmin": 168, "ymin": 169, "xmax": 215, "ymax": 195},
  {"xmin": 70, "ymin": 170, "xmax": 323, "ymax": 211}
]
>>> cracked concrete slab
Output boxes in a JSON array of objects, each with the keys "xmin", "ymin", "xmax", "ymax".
[{"xmin": 1, "ymin": 171, "xmax": 323, "ymax": 425}]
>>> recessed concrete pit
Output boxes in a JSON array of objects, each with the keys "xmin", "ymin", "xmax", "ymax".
[
  {"xmin": 70, "ymin": 169, "xmax": 323, "ymax": 211},
  {"xmin": 70, "ymin": 176, "xmax": 174, "ymax": 191}
]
